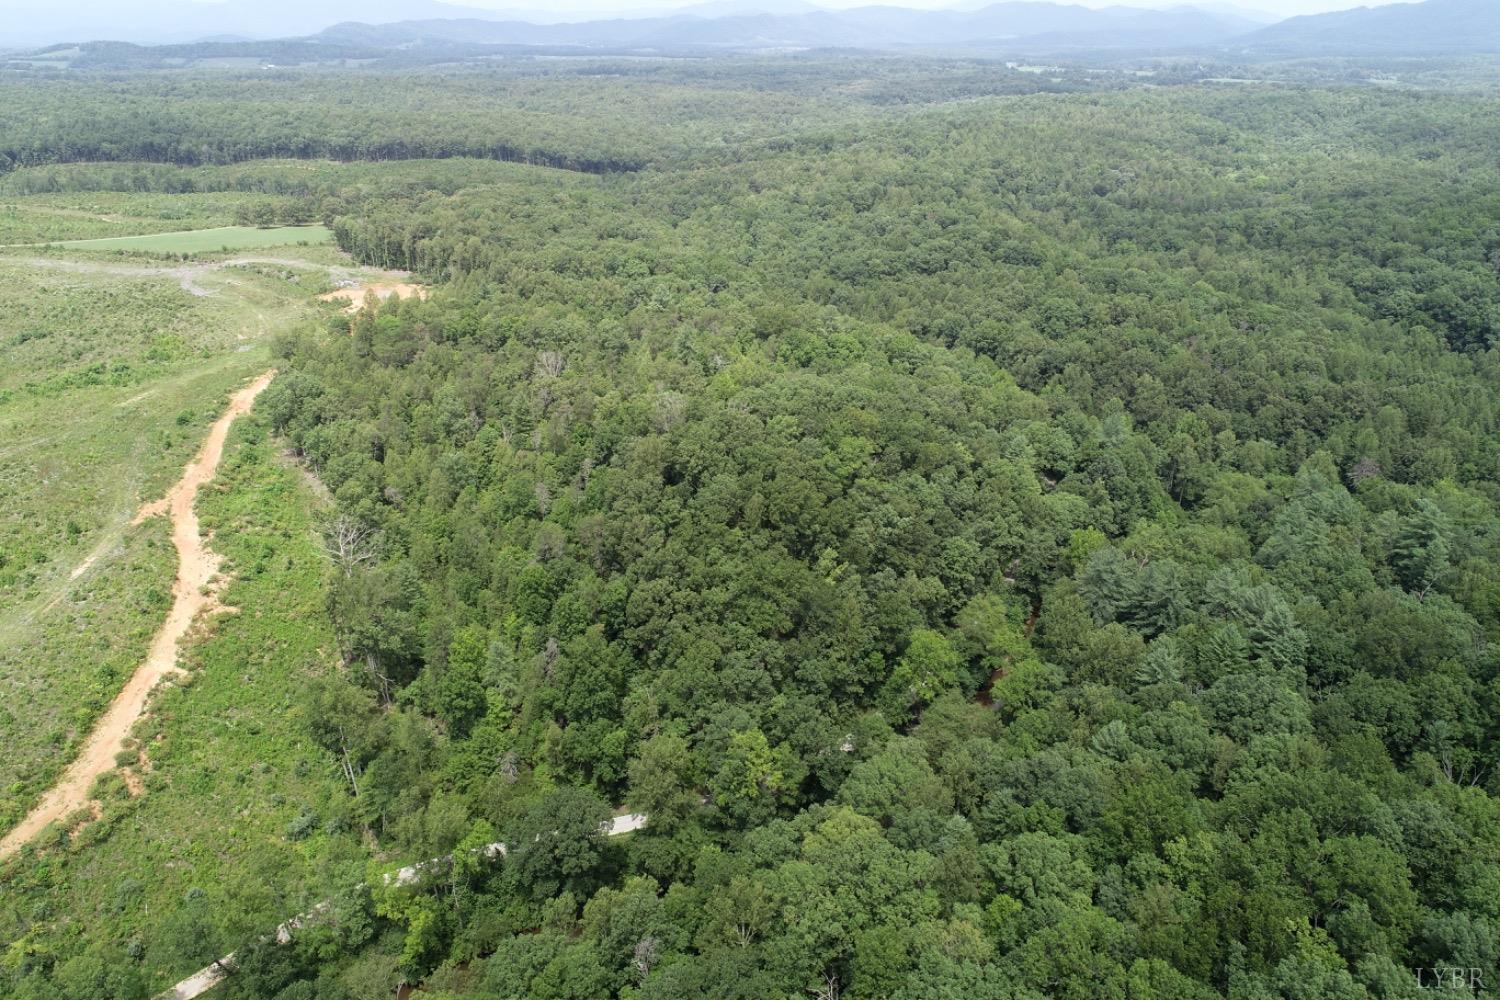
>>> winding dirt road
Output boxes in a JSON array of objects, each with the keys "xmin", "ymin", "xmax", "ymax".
[{"xmin": 0, "ymin": 371, "xmax": 276, "ymax": 858}]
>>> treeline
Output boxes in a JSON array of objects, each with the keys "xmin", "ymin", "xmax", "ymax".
[
  {"xmin": 0, "ymin": 75, "xmax": 655, "ymax": 177},
  {"xmin": 0, "ymin": 131, "xmax": 639, "ymax": 177},
  {"xmin": 1, "ymin": 39, "xmax": 385, "ymax": 72},
  {"xmin": 0, "ymin": 56, "xmax": 1146, "ymax": 183},
  {"xmin": 0, "ymin": 157, "xmax": 572, "ymax": 198},
  {"xmin": 60, "ymin": 39, "xmax": 381, "ymax": 71}
]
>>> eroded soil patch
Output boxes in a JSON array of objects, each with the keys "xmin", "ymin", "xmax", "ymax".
[{"xmin": 318, "ymin": 281, "xmax": 428, "ymax": 313}]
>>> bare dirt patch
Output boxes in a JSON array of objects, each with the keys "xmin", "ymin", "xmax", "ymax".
[
  {"xmin": 318, "ymin": 281, "xmax": 428, "ymax": 314},
  {"xmin": 0, "ymin": 371, "xmax": 275, "ymax": 858}
]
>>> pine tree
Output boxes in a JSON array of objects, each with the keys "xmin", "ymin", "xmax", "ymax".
[{"xmin": 1392, "ymin": 499, "xmax": 1452, "ymax": 600}]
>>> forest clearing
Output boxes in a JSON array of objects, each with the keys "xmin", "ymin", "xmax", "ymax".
[
  {"xmin": 0, "ymin": 370, "xmax": 274, "ymax": 857},
  {"xmin": 0, "ymin": 211, "xmax": 414, "ymax": 842},
  {"xmin": 2, "ymin": 224, "xmax": 331, "ymax": 254},
  {"xmin": 38, "ymin": 224, "xmax": 332, "ymax": 253}
]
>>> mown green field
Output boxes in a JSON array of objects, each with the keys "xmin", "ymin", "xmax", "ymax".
[
  {"xmin": 0, "ymin": 191, "xmax": 291, "ymax": 245},
  {"xmin": 42, "ymin": 224, "xmax": 331, "ymax": 253}
]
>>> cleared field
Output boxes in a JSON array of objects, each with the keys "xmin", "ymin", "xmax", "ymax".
[
  {"xmin": 0, "ymin": 236, "xmax": 397, "ymax": 789},
  {"xmin": 44, "ymin": 224, "xmax": 332, "ymax": 253},
  {"xmin": 0, "ymin": 242, "xmax": 366, "ymax": 831},
  {"xmin": 0, "ymin": 181, "xmax": 426, "ymax": 991},
  {"xmin": 0, "ymin": 421, "xmax": 353, "ymax": 993},
  {"xmin": 0, "ymin": 222, "xmax": 414, "ymax": 833},
  {"xmin": 0, "ymin": 371, "xmax": 275, "ymax": 859},
  {"xmin": 0, "ymin": 191, "xmax": 290, "ymax": 245}
]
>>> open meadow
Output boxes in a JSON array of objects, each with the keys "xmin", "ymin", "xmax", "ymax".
[
  {"xmin": 0, "ymin": 168, "xmax": 445, "ymax": 995},
  {"xmin": 0, "ymin": 189, "xmax": 404, "ymax": 836},
  {"xmin": 40, "ymin": 224, "xmax": 332, "ymax": 253},
  {"xmin": 0, "ymin": 190, "xmax": 297, "ymax": 245},
  {"xmin": 0, "ymin": 413, "xmax": 361, "ymax": 995}
]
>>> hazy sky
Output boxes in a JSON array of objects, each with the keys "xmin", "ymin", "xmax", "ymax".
[
  {"xmin": 0, "ymin": 0, "xmax": 1414, "ymax": 23},
  {"xmin": 443, "ymin": 0, "xmax": 1410, "ymax": 17}
]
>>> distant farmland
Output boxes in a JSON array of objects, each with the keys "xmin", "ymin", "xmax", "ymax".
[{"xmin": 43, "ymin": 225, "xmax": 332, "ymax": 253}]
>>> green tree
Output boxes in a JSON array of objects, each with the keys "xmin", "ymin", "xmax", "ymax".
[
  {"xmin": 508, "ymin": 787, "xmax": 613, "ymax": 901},
  {"xmin": 885, "ymin": 629, "xmax": 962, "ymax": 713},
  {"xmin": 1392, "ymin": 500, "xmax": 1453, "ymax": 600}
]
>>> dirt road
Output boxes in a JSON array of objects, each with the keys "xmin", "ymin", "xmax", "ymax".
[{"xmin": 0, "ymin": 371, "xmax": 276, "ymax": 858}]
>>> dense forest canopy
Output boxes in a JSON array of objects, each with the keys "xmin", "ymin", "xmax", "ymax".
[
  {"xmin": 3, "ymin": 57, "xmax": 1500, "ymax": 1000},
  {"xmin": 0, "ymin": 60, "xmax": 1090, "ymax": 176}
]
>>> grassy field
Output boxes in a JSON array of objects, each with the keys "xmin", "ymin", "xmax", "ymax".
[
  {"xmin": 0, "ymin": 173, "xmax": 414, "ymax": 831},
  {"xmin": 0, "ymin": 419, "xmax": 365, "ymax": 992},
  {"xmin": 0, "ymin": 180, "xmax": 415, "ymax": 992},
  {"xmin": 0, "ymin": 189, "xmax": 405, "ymax": 822},
  {"xmin": 41, "ymin": 224, "xmax": 332, "ymax": 253},
  {"xmin": 0, "ymin": 191, "xmax": 293, "ymax": 245},
  {"xmin": 0, "ymin": 254, "xmax": 328, "ymax": 830}
]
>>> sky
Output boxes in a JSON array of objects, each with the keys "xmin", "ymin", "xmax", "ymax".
[
  {"xmin": 441, "ymin": 0, "xmax": 1410, "ymax": 17},
  {"xmin": 0, "ymin": 0, "xmax": 1418, "ymax": 30}
]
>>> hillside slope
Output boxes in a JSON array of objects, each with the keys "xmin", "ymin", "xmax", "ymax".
[
  {"xmin": 1236, "ymin": 0, "xmax": 1500, "ymax": 55},
  {"xmin": 315, "ymin": 2, "xmax": 1258, "ymax": 52}
]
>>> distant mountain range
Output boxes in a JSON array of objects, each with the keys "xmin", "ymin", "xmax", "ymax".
[
  {"xmin": 311, "ymin": 3, "xmax": 1262, "ymax": 53},
  {"xmin": 2, "ymin": 0, "xmax": 1275, "ymax": 50},
  {"xmin": 1234, "ymin": 0, "xmax": 1499, "ymax": 55},
  {"xmin": 2, "ymin": 0, "xmax": 1493, "ymax": 59},
  {"xmin": 309, "ymin": 0, "xmax": 1499, "ymax": 57},
  {"xmin": 0, "ymin": 0, "xmax": 471, "ymax": 48}
]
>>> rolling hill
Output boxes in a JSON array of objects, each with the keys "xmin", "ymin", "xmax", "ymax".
[
  {"xmin": 314, "ymin": 3, "xmax": 1262, "ymax": 53},
  {"xmin": 0, "ymin": 0, "xmax": 496, "ymax": 48},
  {"xmin": 1234, "ymin": 0, "xmax": 1500, "ymax": 55}
]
